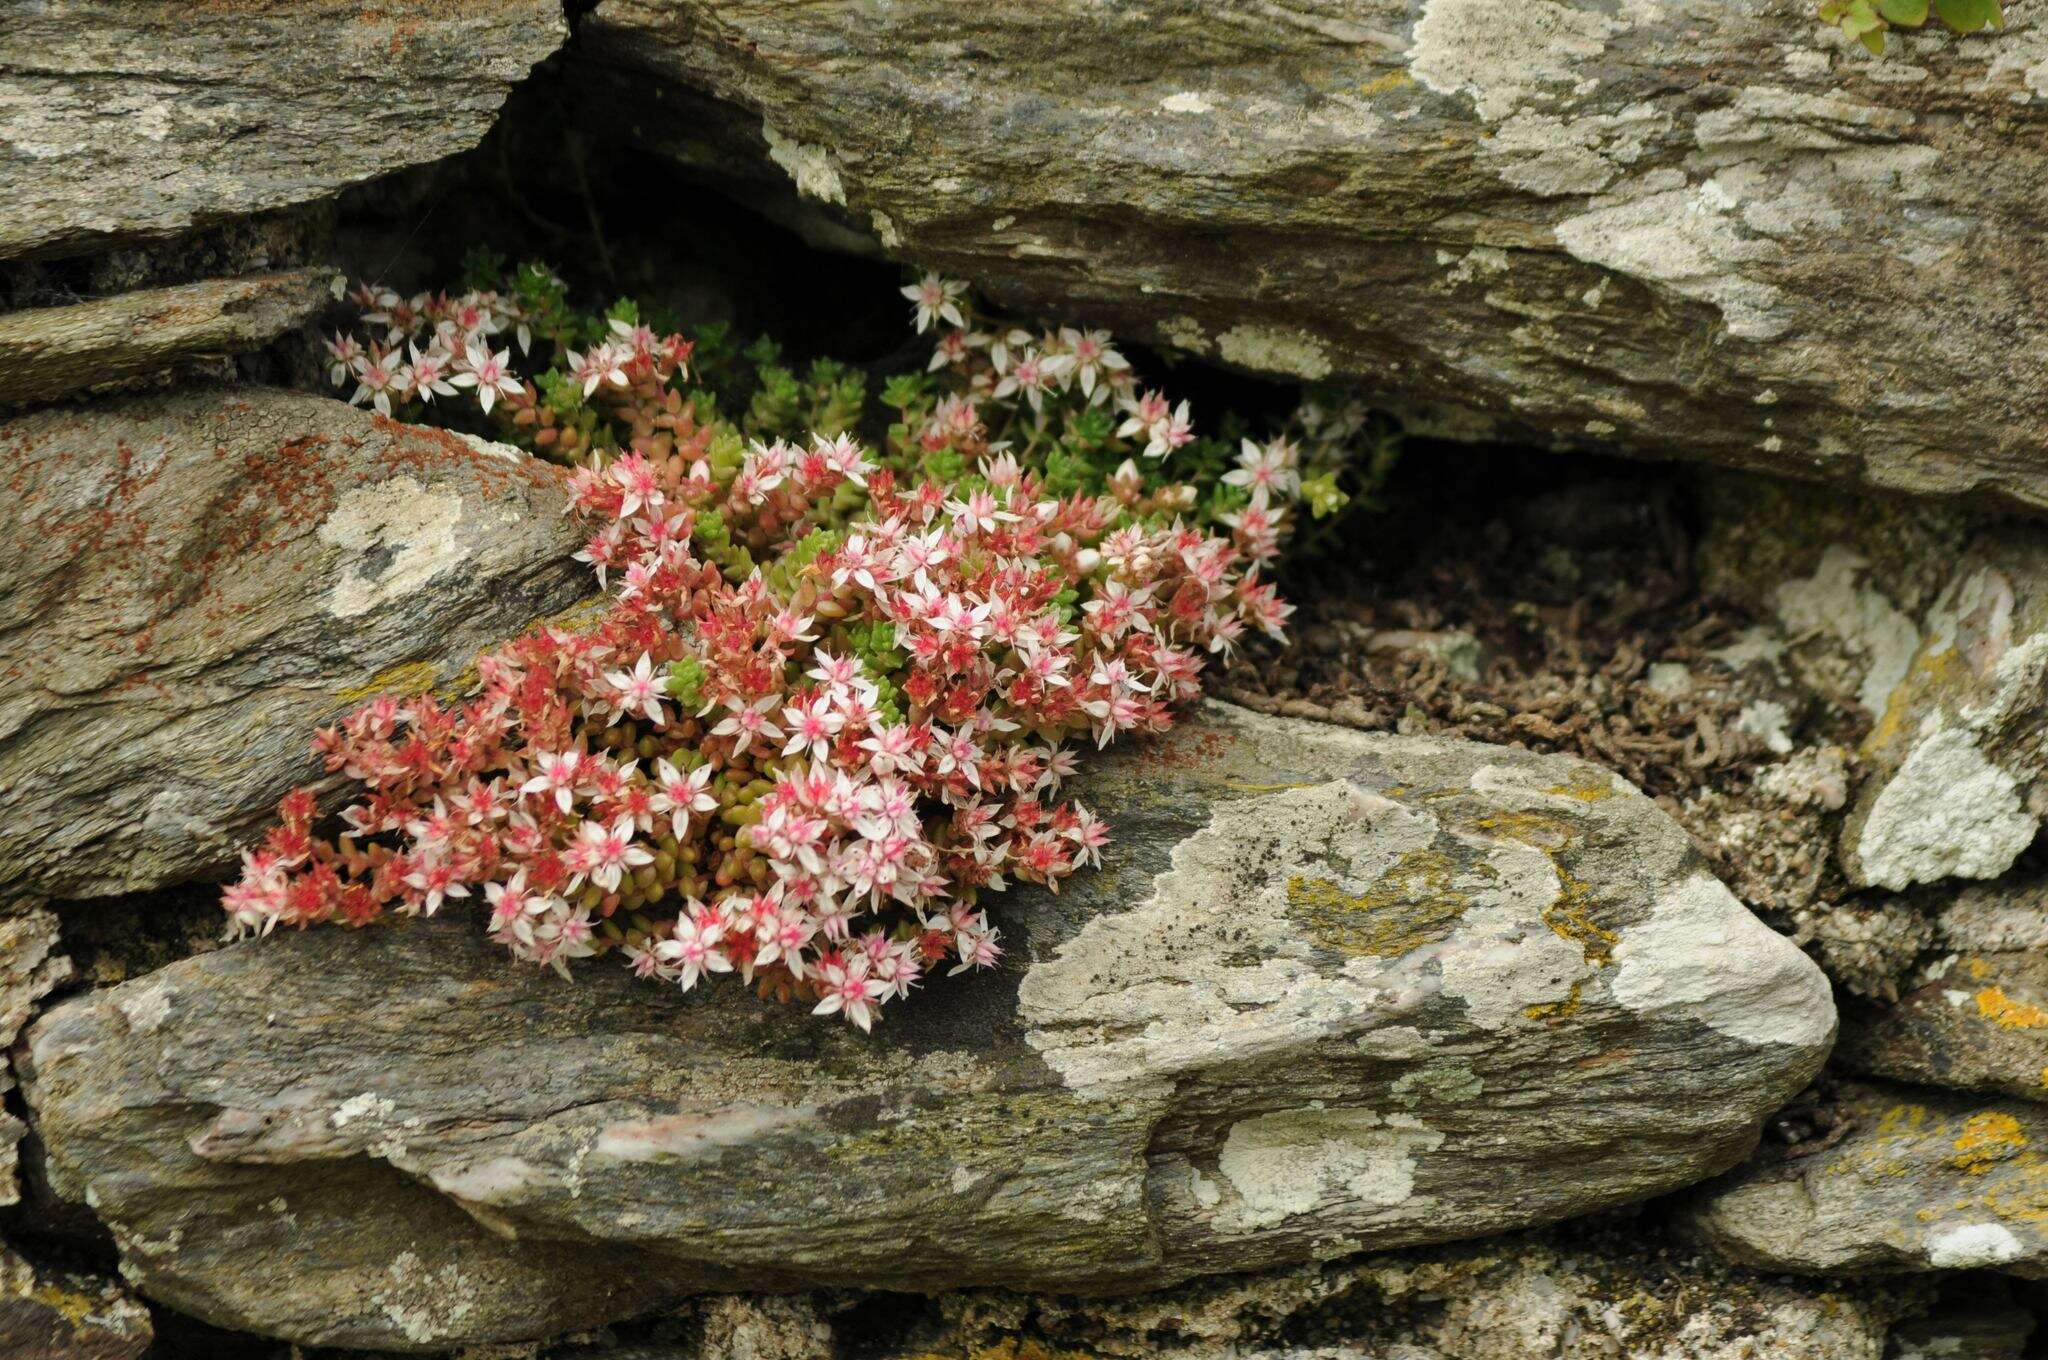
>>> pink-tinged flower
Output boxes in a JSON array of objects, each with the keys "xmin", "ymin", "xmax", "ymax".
[
  {"xmin": 781, "ymin": 692, "xmax": 847, "ymax": 762},
  {"xmin": 455, "ymin": 342, "xmax": 522, "ymax": 415},
  {"xmin": 574, "ymin": 817, "xmax": 652, "ymax": 893},
  {"xmin": 348, "ymin": 349, "xmax": 401, "ymax": 416},
  {"xmin": 610, "ymin": 453, "xmax": 663, "ymax": 519},
  {"xmin": 755, "ymin": 905, "xmax": 818, "ymax": 979},
  {"xmin": 401, "ymin": 341, "xmax": 460, "ymax": 403},
  {"xmin": 484, "ymin": 872, "xmax": 552, "ymax": 933},
  {"xmin": 944, "ymin": 487, "xmax": 1016, "ymax": 536},
  {"xmin": 323, "ymin": 331, "xmax": 363, "ymax": 387},
  {"xmin": 651, "ymin": 758, "xmax": 717, "ymax": 839},
  {"xmin": 1058, "ymin": 326, "xmax": 1129, "ymax": 401},
  {"xmin": 403, "ymin": 854, "xmax": 470, "ymax": 916},
  {"xmin": 928, "ymin": 328, "xmax": 972, "ymax": 371},
  {"xmin": 566, "ymin": 344, "xmax": 628, "ymax": 397},
  {"xmin": 993, "ymin": 348, "xmax": 1067, "ymax": 414},
  {"xmin": 574, "ymin": 527, "xmax": 623, "ymax": 587},
  {"xmin": 655, "ymin": 911, "xmax": 733, "ymax": 991},
  {"xmin": 812, "ymin": 954, "xmax": 884, "ymax": 1030},
  {"xmin": 520, "ymin": 749, "xmax": 585, "ymax": 814},
  {"xmin": 604, "ymin": 652, "xmax": 667, "ymax": 726},
  {"xmin": 1066, "ymin": 805, "xmax": 1110, "ymax": 869},
  {"xmin": 710, "ymin": 695, "xmax": 785, "ymax": 758},
  {"xmin": 901, "ymin": 272, "xmax": 967, "ymax": 333},
  {"xmin": 1223, "ymin": 437, "xmax": 1302, "ymax": 507}
]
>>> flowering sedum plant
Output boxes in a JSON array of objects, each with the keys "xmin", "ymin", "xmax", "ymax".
[{"xmin": 226, "ymin": 261, "xmax": 1384, "ymax": 1028}]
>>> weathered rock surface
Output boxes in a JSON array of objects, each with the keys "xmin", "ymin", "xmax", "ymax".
[
  {"xmin": 0, "ymin": 1243, "xmax": 151, "ymax": 1360},
  {"xmin": 873, "ymin": 1225, "xmax": 1931, "ymax": 1360},
  {"xmin": 1841, "ymin": 949, "xmax": 2048, "ymax": 1102},
  {"xmin": 1887, "ymin": 1284, "xmax": 2035, "ymax": 1360},
  {"xmin": 0, "ymin": 907, "xmax": 69, "ymax": 1206},
  {"xmin": 1698, "ymin": 479, "xmax": 2048, "ymax": 891},
  {"xmin": 1683, "ymin": 1081, "xmax": 2048, "ymax": 1277},
  {"xmin": 0, "ymin": 1, "xmax": 564, "ymax": 262},
  {"xmin": 0, "ymin": 387, "xmax": 591, "ymax": 900},
  {"xmin": 22, "ymin": 704, "xmax": 1834, "ymax": 1349},
  {"xmin": 583, "ymin": 0, "xmax": 2048, "ymax": 508},
  {"xmin": 0, "ymin": 270, "xmax": 332, "ymax": 408}
]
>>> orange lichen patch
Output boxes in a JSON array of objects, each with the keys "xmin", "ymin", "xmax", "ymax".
[
  {"xmin": 1541, "ymin": 771, "xmax": 1615, "ymax": 802},
  {"xmin": 1447, "ymin": 807, "xmax": 1616, "ymax": 965},
  {"xmin": 1525, "ymin": 981, "xmax": 1585, "ymax": 1023},
  {"xmin": 1543, "ymin": 865, "xmax": 1617, "ymax": 967},
  {"xmin": 1977, "ymin": 986, "xmax": 2048, "ymax": 1030},
  {"xmin": 1954, "ymin": 1112, "xmax": 2029, "ymax": 1175},
  {"xmin": 1968, "ymin": 957, "xmax": 1992, "ymax": 981},
  {"xmin": 1875, "ymin": 1104, "xmax": 1932, "ymax": 1137},
  {"xmin": 1286, "ymin": 848, "xmax": 1476, "ymax": 959}
]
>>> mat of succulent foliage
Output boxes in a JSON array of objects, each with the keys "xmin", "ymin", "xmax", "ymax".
[{"xmin": 224, "ymin": 262, "xmax": 1390, "ymax": 1027}]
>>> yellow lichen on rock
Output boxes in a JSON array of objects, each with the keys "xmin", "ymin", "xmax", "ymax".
[
  {"xmin": 1977, "ymin": 986, "xmax": 2048, "ymax": 1030},
  {"xmin": 1953, "ymin": 1112, "xmax": 2028, "ymax": 1175}
]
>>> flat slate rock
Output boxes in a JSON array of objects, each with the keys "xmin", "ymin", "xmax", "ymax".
[
  {"xmin": 0, "ymin": 270, "xmax": 333, "ymax": 408},
  {"xmin": 1684, "ymin": 1080, "xmax": 2048, "ymax": 1278},
  {"xmin": 24, "ymin": 703, "xmax": 1834, "ymax": 1349},
  {"xmin": 1841, "ymin": 950, "xmax": 2048, "ymax": 1103},
  {"xmin": 1, "ymin": 0, "xmax": 564, "ymax": 261},
  {"xmin": 0, "ymin": 387, "xmax": 590, "ymax": 900},
  {"xmin": 586, "ymin": 0, "xmax": 2048, "ymax": 511}
]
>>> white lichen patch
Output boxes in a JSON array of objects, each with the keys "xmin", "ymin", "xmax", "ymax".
[
  {"xmin": 372, "ymin": 1251, "xmax": 479, "ymax": 1344},
  {"xmin": 1733, "ymin": 699, "xmax": 1795, "ymax": 755},
  {"xmin": 1771, "ymin": 545, "xmax": 1922, "ymax": 718},
  {"xmin": 1408, "ymin": 0, "xmax": 1621, "ymax": 121},
  {"xmin": 1555, "ymin": 183, "xmax": 1789, "ymax": 341},
  {"xmin": 1608, "ymin": 873, "xmax": 1834, "ymax": 1048},
  {"xmin": 1482, "ymin": 103, "xmax": 1668, "ymax": 198},
  {"xmin": 1851, "ymin": 723, "xmax": 2037, "ymax": 889},
  {"xmin": 331, "ymin": 1092, "xmax": 397, "ymax": 1129},
  {"xmin": 1214, "ymin": 1107, "xmax": 1444, "ymax": 1230},
  {"xmin": 1925, "ymin": 1221, "xmax": 2026, "ymax": 1268},
  {"xmin": 1160, "ymin": 314, "xmax": 1212, "ymax": 353},
  {"xmin": 318, "ymin": 477, "xmax": 468, "ymax": 620},
  {"xmin": 761, "ymin": 124, "xmax": 846, "ymax": 205},
  {"xmin": 1159, "ymin": 91, "xmax": 1215, "ymax": 114},
  {"xmin": 1215, "ymin": 324, "xmax": 1333, "ymax": 379}
]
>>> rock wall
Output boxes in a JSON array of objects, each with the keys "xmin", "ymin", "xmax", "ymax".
[
  {"xmin": 5, "ymin": 3, "xmax": 2048, "ymax": 1358},
  {"xmin": 580, "ymin": 0, "xmax": 2048, "ymax": 509}
]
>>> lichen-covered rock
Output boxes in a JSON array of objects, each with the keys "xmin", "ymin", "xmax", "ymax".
[
  {"xmin": 0, "ymin": 387, "xmax": 591, "ymax": 900},
  {"xmin": 0, "ymin": 1242, "xmax": 151, "ymax": 1360},
  {"xmin": 21, "ymin": 704, "xmax": 1833, "ymax": 1349},
  {"xmin": 1698, "ymin": 480, "xmax": 2048, "ymax": 891},
  {"xmin": 875, "ymin": 1223, "xmax": 1930, "ymax": 1360},
  {"xmin": 1683, "ymin": 1081, "xmax": 2048, "ymax": 1277},
  {"xmin": 0, "ymin": 270, "xmax": 332, "ymax": 408},
  {"xmin": 1837, "ymin": 525, "xmax": 2048, "ymax": 891},
  {"xmin": 0, "ymin": 907, "xmax": 70, "ymax": 1206},
  {"xmin": 582, "ymin": 0, "xmax": 2048, "ymax": 508},
  {"xmin": 1840, "ymin": 950, "xmax": 2048, "ymax": 1102},
  {"xmin": 0, "ymin": 1, "xmax": 564, "ymax": 262}
]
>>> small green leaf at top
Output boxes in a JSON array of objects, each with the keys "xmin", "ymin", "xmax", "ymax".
[
  {"xmin": 1878, "ymin": 0, "xmax": 1929, "ymax": 25},
  {"xmin": 1933, "ymin": 0, "xmax": 2001, "ymax": 31}
]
